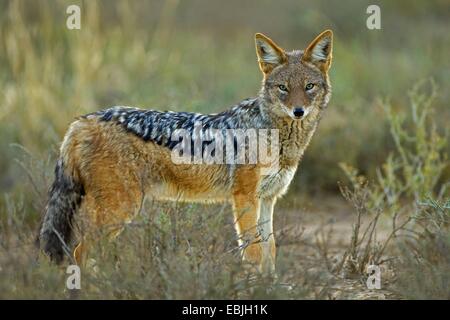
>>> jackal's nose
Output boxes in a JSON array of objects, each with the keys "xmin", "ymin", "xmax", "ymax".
[{"xmin": 293, "ymin": 107, "xmax": 305, "ymax": 119}]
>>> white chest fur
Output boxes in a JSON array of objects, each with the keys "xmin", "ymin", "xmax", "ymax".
[{"xmin": 257, "ymin": 166, "xmax": 297, "ymax": 199}]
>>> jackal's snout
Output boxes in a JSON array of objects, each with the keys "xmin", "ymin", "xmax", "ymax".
[{"xmin": 293, "ymin": 107, "xmax": 305, "ymax": 119}]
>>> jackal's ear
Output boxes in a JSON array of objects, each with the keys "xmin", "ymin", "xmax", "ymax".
[
  {"xmin": 255, "ymin": 33, "xmax": 287, "ymax": 75},
  {"xmin": 302, "ymin": 30, "xmax": 333, "ymax": 73}
]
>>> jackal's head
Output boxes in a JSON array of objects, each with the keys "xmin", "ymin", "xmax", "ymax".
[{"xmin": 255, "ymin": 30, "xmax": 333, "ymax": 120}]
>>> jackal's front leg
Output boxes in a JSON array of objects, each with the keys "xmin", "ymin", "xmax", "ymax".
[
  {"xmin": 232, "ymin": 195, "xmax": 262, "ymax": 271},
  {"xmin": 259, "ymin": 198, "xmax": 276, "ymax": 274}
]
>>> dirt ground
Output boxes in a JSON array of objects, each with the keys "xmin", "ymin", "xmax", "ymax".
[{"xmin": 274, "ymin": 195, "xmax": 401, "ymax": 299}]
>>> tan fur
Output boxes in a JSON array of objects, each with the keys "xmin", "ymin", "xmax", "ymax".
[{"xmin": 45, "ymin": 30, "xmax": 333, "ymax": 274}]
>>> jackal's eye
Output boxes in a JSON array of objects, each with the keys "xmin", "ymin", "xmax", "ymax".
[
  {"xmin": 305, "ymin": 83, "xmax": 315, "ymax": 91},
  {"xmin": 278, "ymin": 84, "xmax": 288, "ymax": 92}
]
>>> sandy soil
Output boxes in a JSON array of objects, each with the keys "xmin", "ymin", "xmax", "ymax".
[{"xmin": 274, "ymin": 195, "xmax": 401, "ymax": 299}]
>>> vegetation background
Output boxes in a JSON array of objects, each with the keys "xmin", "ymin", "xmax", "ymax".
[{"xmin": 0, "ymin": 0, "xmax": 448, "ymax": 299}]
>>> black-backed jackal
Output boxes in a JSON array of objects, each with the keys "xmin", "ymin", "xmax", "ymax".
[{"xmin": 39, "ymin": 30, "xmax": 333, "ymax": 274}]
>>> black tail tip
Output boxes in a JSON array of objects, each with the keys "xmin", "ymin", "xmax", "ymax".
[{"xmin": 39, "ymin": 233, "xmax": 66, "ymax": 265}]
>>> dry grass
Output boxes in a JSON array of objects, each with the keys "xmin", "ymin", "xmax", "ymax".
[{"xmin": 0, "ymin": 1, "xmax": 448, "ymax": 299}]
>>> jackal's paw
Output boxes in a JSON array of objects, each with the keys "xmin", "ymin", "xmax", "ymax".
[{"xmin": 241, "ymin": 261, "xmax": 278, "ymax": 283}]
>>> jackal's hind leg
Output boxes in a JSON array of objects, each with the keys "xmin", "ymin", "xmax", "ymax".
[{"xmin": 73, "ymin": 174, "xmax": 143, "ymax": 266}]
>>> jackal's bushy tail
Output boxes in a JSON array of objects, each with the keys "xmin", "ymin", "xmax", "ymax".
[{"xmin": 39, "ymin": 158, "xmax": 84, "ymax": 264}]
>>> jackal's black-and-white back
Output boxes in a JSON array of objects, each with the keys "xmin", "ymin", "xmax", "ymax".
[{"xmin": 85, "ymin": 97, "xmax": 275, "ymax": 150}]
